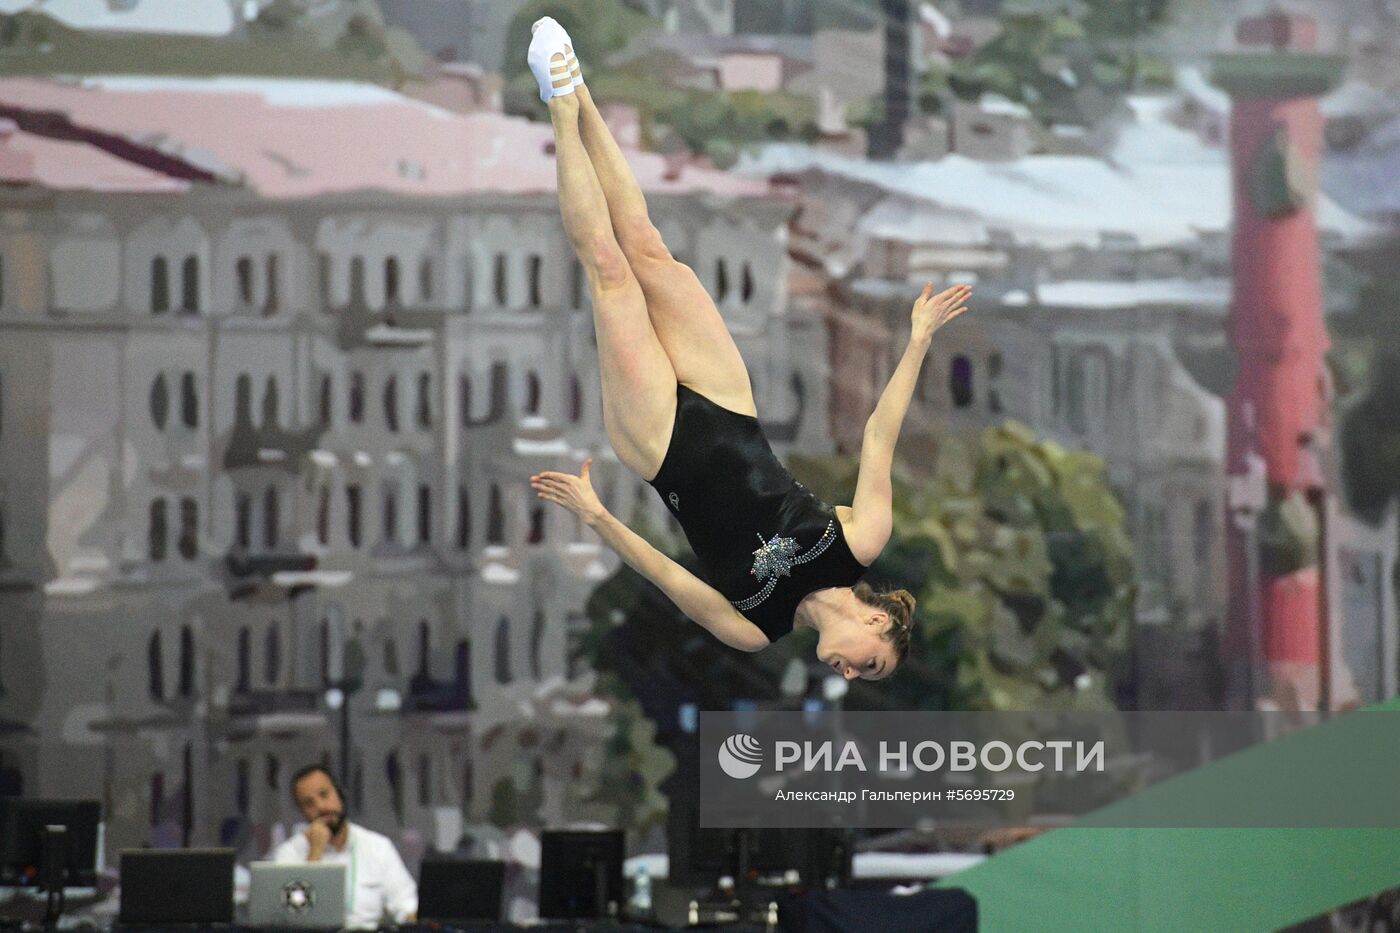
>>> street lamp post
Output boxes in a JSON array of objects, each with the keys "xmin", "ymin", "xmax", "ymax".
[{"xmin": 326, "ymin": 640, "xmax": 365, "ymax": 785}]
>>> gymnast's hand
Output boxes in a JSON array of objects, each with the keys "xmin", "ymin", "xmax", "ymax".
[
  {"xmin": 911, "ymin": 282, "xmax": 971, "ymax": 346},
  {"xmin": 531, "ymin": 458, "xmax": 607, "ymax": 526}
]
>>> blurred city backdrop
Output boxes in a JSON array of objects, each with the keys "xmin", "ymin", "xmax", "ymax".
[{"xmin": 0, "ymin": 0, "xmax": 1397, "ymax": 924}]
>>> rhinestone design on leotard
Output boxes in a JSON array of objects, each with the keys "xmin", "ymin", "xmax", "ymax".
[{"xmin": 731, "ymin": 519, "xmax": 839, "ymax": 611}]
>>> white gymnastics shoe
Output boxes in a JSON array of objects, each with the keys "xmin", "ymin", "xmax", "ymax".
[
  {"xmin": 527, "ymin": 16, "xmax": 575, "ymax": 102},
  {"xmin": 533, "ymin": 17, "xmax": 584, "ymax": 88}
]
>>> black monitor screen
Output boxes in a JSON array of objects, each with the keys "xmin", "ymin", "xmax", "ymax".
[
  {"xmin": 667, "ymin": 802, "xmax": 733, "ymax": 886},
  {"xmin": 0, "ymin": 799, "xmax": 101, "ymax": 889},
  {"xmin": 418, "ymin": 858, "xmax": 505, "ymax": 923},
  {"xmin": 538, "ymin": 830, "xmax": 624, "ymax": 920}
]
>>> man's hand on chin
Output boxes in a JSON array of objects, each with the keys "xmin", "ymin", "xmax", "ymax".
[{"xmin": 305, "ymin": 819, "xmax": 334, "ymax": 861}]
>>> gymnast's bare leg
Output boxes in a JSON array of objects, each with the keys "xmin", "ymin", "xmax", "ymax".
[
  {"xmin": 547, "ymin": 76, "xmax": 677, "ymax": 481},
  {"xmin": 573, "ymin": 83, "xmax": 757, "ymax": 418}
]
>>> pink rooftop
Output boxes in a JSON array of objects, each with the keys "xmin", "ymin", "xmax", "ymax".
[{"xmin": 0, "ymin": 75, "xmax": 768, "ymax": 199}]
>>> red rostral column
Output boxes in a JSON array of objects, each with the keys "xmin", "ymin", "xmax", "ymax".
[{"xmin": 1211, "ymin": 14, "xmax": 1344, "ymax": 710}]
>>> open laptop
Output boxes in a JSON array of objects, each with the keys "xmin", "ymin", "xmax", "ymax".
[
  {"xmin": 418, "ymin": 857, "xmax": 505, "ymax": 925},
  {"xmin": 248, "ymin": 862, "xmax": 346, "ymax": 929},
  {"xmin": 119, "ymin": 848, "xmax": 235, "ymax": 925}
]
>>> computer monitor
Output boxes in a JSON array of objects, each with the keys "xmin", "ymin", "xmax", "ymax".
[
  {"xmin": 418, "ymin": 857, "xmax": 505, "ymax": 923},
  {"xmin": 668, "ymin": 804, "xmax": 849, "ymax": 890},
  {"xmin": 119, "ymin": 848, "xmax": 235, "ymax": 925},
  {"xmin": 666, "ymin": 802, "xmax": 733, "ymax": 887},
  {"xmin": 0, "ymin": 799, "xmax": 100, "ymax": 889},
  {"xmin": 537, "ymin": 830, "xmax": 624, "ymax": 920}
]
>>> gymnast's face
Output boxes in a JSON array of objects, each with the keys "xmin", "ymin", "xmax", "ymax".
[{"xmin": 816, "ymin": 608, "xmax": 897, "ymax": 682}]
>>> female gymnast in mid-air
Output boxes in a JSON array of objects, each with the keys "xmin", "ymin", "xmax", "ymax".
[{"xmin": 525, "ymin": 18, "xmax": 970, "ymax": 682}]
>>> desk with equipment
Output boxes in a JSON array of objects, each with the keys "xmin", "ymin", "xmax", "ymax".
[{"xmin": 0, "ymin": 799, "xmax": 975, "ymax": 932}]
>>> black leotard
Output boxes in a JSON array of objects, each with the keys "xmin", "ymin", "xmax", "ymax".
[{"xmin": 647, "ymin": 383, "xmax": 869, "ymax": 645}]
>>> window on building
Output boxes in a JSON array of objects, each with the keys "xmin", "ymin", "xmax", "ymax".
[
  {"xmin": 149, "ymin": 498, "xmax": 168, "ymax": 562},
  {"xmin": 949, "ymin": 355, "xmax": 974, "ymax": 409},
  {"xmin": 264, "ymin": 254, "xmax": 280, "ymax": 315},
  {"xmin": 383, "ymin": 635, "xmax": 399, "ymax": 677},
  {"xmin": 349, "ymin": 371, "xmax": 365, "ymax": 424},
  {"xmin": 416, "ymin": 619, "xmax": 430, "ymax": 678},
  {"xmin": 148, "ymin": 629, "xmax": 165, "ymax": 700},
  {"xmin": 349, "ymin": 256, "xmax": 366, "ymax": 306},
  {"xmin": 178, "ymin": 497, "xmax": 198, "ymax": 560},
  {"xmin": 417, "ymin": 753, "xmax": 431, "ymax": 808},
  {"xmin": 458, "ymin": 374, "xmax": 472, "ymax": 427},
  {"xmin": 416, "ymin": 372, "xmax": 432, "ymax": 428},
  {"xmin": 262, "ymin": 376, "xmax": 279, "ymax": 429},
  {"xmin": 236, "ymin": 627, "xmax": 251, "ymax": 693},
  {"xmin": 987, "ymin": 352, "xmax": 1003, "ymax": 414},
  {"xmin": 235, "ymin": 492, "xmax": 251, "ymax": 550},
  {"xmin": 570, "ymin": 259, "xmax": 584, "ymax": 309},
  {"xmin": 417, "ymin": 484, "xmax": 431, "ymax": 545},
  {"xmin": 569, "ymin": 375, "xmax": 582, "ymax": 423},
  {"xmin": 462, "ymin": 255, "xmax": 475, "ymax": 313},
  {"xmin": 262, "ymin": 485, "xmax": 279, "ymax": 550},
  {"xmin": 180, "ymin": 255, "xmax": 199, "ymax": 314},
  {"xmin": 235, "ymin": 373, "xmax": 252, "ymax": 425},
  {"xmin": 494, "ymin": 616, "xmax": 511, "ymax": 684},
  {"xmin": 1193, "ymin": 499, "xmax": 1212, "ymax": 567},
  {"xmin": 1066, "ymin": 356, "xmax": 1086, "ymax": 434},
  {"xmin": 487, "ymin": 484, "xmax": 504, "ymax": 545},
  {"xmin": 419, "ymin": 258, "xmax": 433, "ymax": 304},
  {"xmin": 527, "ymin": 254, "xmax": 542, "ymax": 307},
  {"xmin": 178, "ymin": 625, "xmax": 194, "ymax": 699},
  {"xmin": 0, "ymin": 501, "xmax": 7, "ymax": 564},
  {"xmin": 715, "ymin": 258, "xmax": 729, "ymax": 303},
  {"xmin": 530, "ymin": 610, "xmax": 545, "ymax": 679},
  {"xmin": 454, "ymin": 639, "xmax": 472, "ymax": 705},
  {"xmin": 493, "ymin": 253, "xmax": 508, "ymax": 307},
  {"xmin": 317, "ymin": 485, "xmax": 330, "ymax": 546},
  {"xmin": 150, "ymin": 374, "xmax": 170, "ymax": 430},
  {"xmin": 150, "ymin": 771, "xmax": 165, "ymax": 827},
  {"xmin": 382, "ymin": 485, "xmax": 398, "ymax": 547},
  {"xmin": 265, "ymin": 754, "xmax": 280, "ymax": 792},
  {"xmin": 319, "ymin": 374, "xmax": 333, "ymax": 427},
  {"xmin": 347, "ymin": 485, "xmax": 363, "ymax": 547},
  {"xmin": 386, "ymin": 752, "xmax": 403, "ymax": 822},
  {"xmin": 456, "ymin": 486, "xmax": 470, "ymax": 550},
  {"xmin": 181, "ymin": 373, "xmax": 198, "ymax": 429},
  {"xmin": 384, "ymin": 256, "xmax": 400, "ymax": 306},
  {"xmin": 741, "ymin": 261, "xmax": 754, "ymax": 303},
  {"xmin": 151, "ymin": 256, "xmax": 170, "ymax": 313},
  {"xmin": 236, "ymin": 256, "xmax": 254, "ymax": 306},
  {"xmin": 525, "ymin": 371, "xmax": 541, "ymax": 415},
  {"xmin": 318, "ymin": 252, "xmax": 332, "ymax": 308},
  {"xmin": 265, "ymin": 621, "xmax": 280, "ymax": 685},
  {"xmin": 527, "ymin": 506, "xmax": 544, "ymax": 545},
  {"xmin": 383, "ymin": 376, "xmax": 399, "ymax": 433}
]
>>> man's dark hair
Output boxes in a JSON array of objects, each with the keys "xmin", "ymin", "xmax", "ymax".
[{"xmin": 289, "ymin": 763, "xmax": 345, "ymax": 806}]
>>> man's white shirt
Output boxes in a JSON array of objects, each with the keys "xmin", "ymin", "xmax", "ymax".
[{"xmin": 271, "ymin": 823, "xmax": 417, "ymax": 929}]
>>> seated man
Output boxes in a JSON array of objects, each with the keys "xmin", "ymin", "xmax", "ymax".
[{"xmin": 272, "ymin": 764, "xmax": 417, "ymax": 929}]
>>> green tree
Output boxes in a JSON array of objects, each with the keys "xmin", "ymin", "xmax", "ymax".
[
  {"xmin": 929, "ymin": 2, "xmax": 1174, "ymax": 125},
  {"xmin": 583, "ymin": 699, "xmax": 675, "ymax": 832}
]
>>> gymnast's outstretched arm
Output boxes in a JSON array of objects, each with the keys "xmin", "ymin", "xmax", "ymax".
[
  {"xmin": 531, "ymin": 460, "xmax": 771, "ymax": 652},
  {"xmin": 845, "ymin": 284, "xmax": 972, "ymax": 563}
]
